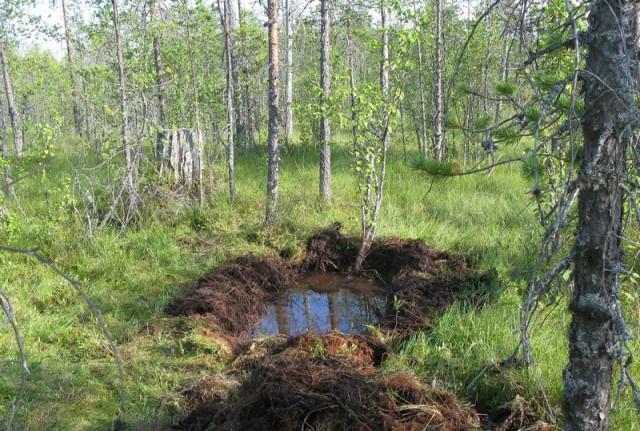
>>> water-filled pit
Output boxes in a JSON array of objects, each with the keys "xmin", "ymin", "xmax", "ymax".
[{"xmin": 251, "ymin": 272, "xmax": 387, "ymax": 337}]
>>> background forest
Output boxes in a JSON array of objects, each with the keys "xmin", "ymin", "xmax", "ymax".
[{"xmin": 0, "ymin": 0, "xmax": 639, "ymax": 429}]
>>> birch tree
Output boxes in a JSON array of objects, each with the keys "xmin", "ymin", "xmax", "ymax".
[
  {"xmin": 61, "ymin": 0, "xmax": 83, "ymax": 136},
  {"xmin": 265, "ymin": 0, "xmax": 280, "ymax": 226}
]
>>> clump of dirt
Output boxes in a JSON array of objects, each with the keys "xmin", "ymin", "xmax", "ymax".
[
  {"xmin": 382, "ymin": 267, "xmax": 497, "ymax": 331},
  {"xmin": 167, "ymin": 255, "xmax": 296, "ymax": 335},
  {"xmin": 276, "ymin": 331, "xmax": 390, "ymax": 366},
  {"xmin": 302, "ymin": 224, "xmax": 359, "ymax": 272},
  {"xmin": 174, "ymin": 375, "xmax": 242, "ymax": 431},
  {"xmin": 175, "ymin": 355, "xmax": 481, "ymax": 431},
  {"xmin": 364, "ymin": 236, "xmax": 468, "ymax": 280},
  {"xmin": 484, "ymin": 396, "xmax": 555, "ymax": 431}
]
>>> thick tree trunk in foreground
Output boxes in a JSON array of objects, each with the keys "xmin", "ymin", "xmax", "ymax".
[
  {"xmin": 0, "ymin": 36, "xmax": 23, "ymax": 158},
  {"xmin": 319, "ymin": 0, "xmax": 331, "ymax": 200},
  {"xmin": 265, "ymin": 0, "xmax": 280, "ymax": 226},
  {"xmin": 62, "ymin": 0, "xmax": 83, "ymax": 136},
  {"xmin": 564, "ymin": 1, "xmax": 636, "ymax": 430}
]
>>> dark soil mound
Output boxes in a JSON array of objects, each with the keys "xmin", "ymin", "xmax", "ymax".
[
  {"xmin": 382, "ymin": 267, "xmax": 497, "ymax": 331},
  {"xmin": 175, "ymin": 355, "xmax": 481, "ymax": 431},
  {"xmin": 364, "ymin": 236, "xmax": 468, "ymax": 280},
  {"xmin": 167, "ymin": 255, "xmax": 296, "ymax": 335},
  {"xmin": 302, "ymin": 224, "xmax": 359, "ymax": 272}
]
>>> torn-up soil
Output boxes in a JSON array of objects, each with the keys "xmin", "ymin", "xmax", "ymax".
[
  {"xmin": 168, "ymin": 255, "xmax": 296, "ymax": 335},
  {"xmin": 168, "ymin": 225, "xmax": 496, "ymax": 336},
  {"xmin": 163, "ymin": 226, "xmax": 548, "ymax": 431},
  {"xmin": 174, "ymin": 355, "xmax": 481, "ymax": 431},
  {"xmin": 276, "ymin": 331, "xmax": 391, "ymax": 366}
]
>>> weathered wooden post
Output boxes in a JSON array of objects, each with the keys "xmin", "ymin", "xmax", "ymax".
[{"xmin": 156, "ymin": 129, "xmax": 203, "ymax": 188}]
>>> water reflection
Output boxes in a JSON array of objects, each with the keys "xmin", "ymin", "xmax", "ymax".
[{"xmin": 252, "ymin": 273, "xmax": 386, "ymax": 337}]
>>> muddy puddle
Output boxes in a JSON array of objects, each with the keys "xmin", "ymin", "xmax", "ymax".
[{"xmin": 251, "ymin": 273, "xmax": 386, "ymax": 337}]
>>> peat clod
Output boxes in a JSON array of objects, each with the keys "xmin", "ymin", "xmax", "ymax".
[
  {"xmin": 364, "ymin": 236, "xmax": 467, "ymax": 281},
  {"xmin": 167, "ymin": 255, "xmax": 296, "ymax": 335},
  {"xmin": 276, "ymin": 331, "xmax": 390, "ymax": 366},
  {"xmin": 302, "ymin": 224, "xmax": 358, "ymax": 272},
  {"xmin": 175, "ymin": 356, "xmax": 481, "ymax": 431},
  {"xmin": 382, "ymin": 267, "xmax": 497, "ymax": 331},
  {"xmin": 483, "ymin": 396, "xmax": 555, "ymax": 431}
]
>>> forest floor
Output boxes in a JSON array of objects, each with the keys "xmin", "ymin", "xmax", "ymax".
[{"xmin": 0, "ymin": 143, "xmax": 638, "ymax": 430}]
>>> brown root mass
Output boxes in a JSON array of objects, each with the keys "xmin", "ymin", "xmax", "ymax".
[
  {"xmin": 169, "ymin": 226, "xmax": 495, "ymax": 336},
  {"xmin": 167, "ymin": 255, "xmax": 296, "ymax": 335},
  {"xmin": 165, "ymin": 227, "xmax": 548, "ymax": 431},
  {"xmin": 175, "ymin": 356, "xmax": 481, "ymax": 431},
  {"xmin": 277, "ymin": 331, "xmax": 390, "ymax": 366}
]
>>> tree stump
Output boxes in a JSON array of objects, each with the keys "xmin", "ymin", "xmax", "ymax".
[{"xmin": 156, "ymin": 129, "xmax": 202, "ymax": 187}]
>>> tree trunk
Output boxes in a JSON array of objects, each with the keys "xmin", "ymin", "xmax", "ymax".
[
  {"xmin": 149, "ymin": 0, "xmax": 167, "ymax": 126},
  {"xmin": 433, "ymin": 0, "xmax": 445, "ymax": 161},
  {"xmin": 111, "ymin": 0, "xmax": 136, "ymax": 201},
  {"xmin": 226, "ymin": 0, "xmax": 243, "ymax": 151},
  {"xmin": 156, "ymin": 129, "xmax": 203, "ymax": 187},
  {"xmin": 412, "ymin": 1, "xmax": 428, "ymax": 156},
  {"xmin": 61, "ymin": 0, "xmax": 83, "ymax": 136},
  {"xmin": 219, "ymin": 0, "xmax": 236, "ymax": 201},
  {"xmin": 380, "ymin": 1, "xmax": 389, "ymax": 101},
  {"xmin": 347, "ymin": 26, "xmax": 358, "ymax": 152},
  {"xmin": 0, "ymin": 83, "xmax": 14, "ymax": 198},
  {"xmin": 182, "ymin": 0, "xmax": 204, "ymax": 204},
  {"xmin": 564, "ymin": 1, "xmax": 636, "ymax": 430},
  {"xmin": 0, "ymin": 36, "xmax": 23, "ymax": 158},
  {"xmin": 265, "ymin": 0, "xmax": 280, "ymax": 226},
  {"xmin": 284, "ymin": 0, "xmax": 293, "ymax": 142},
  {"xmin": 319, "ymin": 0, "xmax": 331, "ymax": 201}
]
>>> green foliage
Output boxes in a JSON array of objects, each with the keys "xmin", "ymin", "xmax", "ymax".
[
  {"xmin": 523, "ymin": 106, "xmax": 542, "ymax": 124},
  {"xmin": 495, "ymin": 81, "xmax": 517, "ymax": 97},
  {"xmin": 473, "ymin": 113, "xmax": 493, "ymax": 131},
  {"xmin": 410, "ymin": 157, "xmax": 461, "ymax": 178},
  {"xmin": 493, "ymin": 126, "xmax": 522, "ymax": 145}
]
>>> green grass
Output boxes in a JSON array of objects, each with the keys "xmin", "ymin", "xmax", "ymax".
[{"xmin": 0, "ymin": 138, "xmax": 638, "ymax": 429}]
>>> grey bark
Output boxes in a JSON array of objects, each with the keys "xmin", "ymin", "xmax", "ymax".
[
  {"xmin": 284, "ymin": 0, "xmax": 293, "ymax": 141},
  {"xmin": 182, "ymin": 0, "xmax": 204, "ymax": 203},
  {"xmin": 156, "ymin": 129, "xmax": 203, "ymax": 186},
  {"xmin": 265, "ymin": 0, "xmax": 280, "ymax": 226},
  {"xmin": 149, "ymin": 0, "xmax": 167, "ymax": 126},
  {"xmin": 61, "ymin": 0, "xmax": 83, "ymax": 136},
  {"xmin": 563, "ymin": 1, "xmax": 636, "ymax": 430},
  {"xmin": 412, "ymin": 1, "xmax": 428, "ymax": 156},
  {"xmin": 0, "ymin": 83, "xmax": 14, "ymax": 198},
  {"xmin": 219, "ymin": 0, "xmax": 236, "ymax": 201},
  {"xmin": 111, "ymin": 0, "xmax": 135, "ymax": 198},
  {"xmin": 228, "ymin": 0, "xmax": 244, "ymax": 149},
  {"xmin": 433, "ymin": 0, "xmax": 444, "ymax": 161},
  {"xmin": 380, "ymin": 1, "xmax": 389, "ymax": 101},
  {"xmin": 0, "ymin": 36, "xmax": 22, "ymax": 158},
  {"xmin": 319, "ymin": 0, "xmax": 331, "ymax": 200}
]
